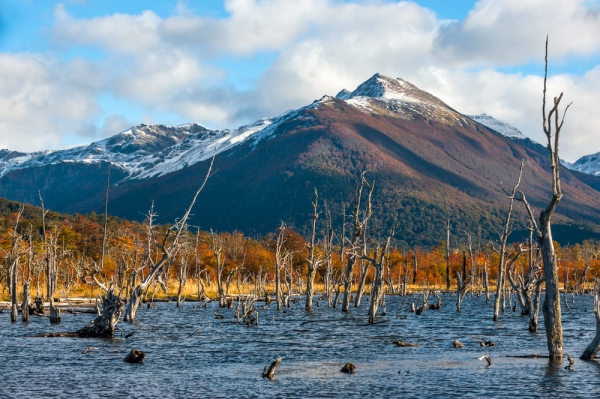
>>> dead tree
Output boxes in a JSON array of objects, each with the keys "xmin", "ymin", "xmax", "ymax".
[
  {"xmin": 305, "ymin": 189, "xmax": 326, "ymax": 311},
  {"xmin": 413, "ymin": 250, "xmax": 418, "ymax": 285},
  {"xmin": 483, "ymin": 260, "xmax": 490, "ymax": 302},
  {"xmin": 274, "ymin": 222, "xmax": 287, "ymax": 310},
  {"xmin": 342, "ymin": 173, "xmax": 373, "ymax": 312},
  {"xmin": 7, "ymin": 206, "xmax": 25, "ymax": 322},
  {"xmin": 456, "ymin": 252, "xmax": 469, "ymax": 312},
  {"xmin": 354, "ymin": 259, "xmax": 370, "ymax": 307},
  {"xmin": 355, "ymin": 217, "xmax": 397, "ymax": 324},
  {"xmin": 493, "ymin": 161, "xmax": 524, "ymax": 321},
  {"xmin": 77, "ymin": 287, "xmax": 124, "ymax": 338},
  {"xmin": 581, "ymin": 279, "xmax": 600, "ymax": 360},
  {"xmin": 516, "ymin": 37, "xmax": 571, "ymax": 360},
  {"xmin": 123, "ymin": 154, "xmax": 215, "ymax": 321},
  {"xmin": 323, "ymin": 203, "xmax": 335, "ymax": 307},
  {"xmin": 176, "ymin": 247, "xmax": 190, "ymax": 308},
  {"xmin": 446, "ymin": 220, "xmax": 451, "ymax": 290}
]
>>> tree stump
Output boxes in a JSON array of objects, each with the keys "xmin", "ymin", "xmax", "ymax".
[
  {"xmin": 49, "ymin": 299, "xmax": 61, "ymax": 324},
  {"xmin": 340, "ymin": 363, "xmax": 356, "ymax": 373},
  {"xmin": 34, "ymin": 296, "xmax": 45, "ymax": 314},
  {"xmin": 124, "ymin": 349, "xmax": 145, "ymax": 364},
  {"xmin": 453, "ymin": 340, "xmax": 465, "ymax": 348},
  {"xmin": 76, "ymin": 289, "xmax": 124, "ymax": 338}
]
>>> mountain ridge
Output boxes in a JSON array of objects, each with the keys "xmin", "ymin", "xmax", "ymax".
[{"xmin": 2, "ymin": 73, "xmax": 600, "ymax": 246}]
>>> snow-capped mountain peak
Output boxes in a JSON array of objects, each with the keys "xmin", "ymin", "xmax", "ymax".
[
  {"xmin": 337, "ymin": 73, "xmax": 447, "ymax": 107},
  {"xmin": 335, "ymin": 73, "xmax": 460, "ymax": 124},
  {"xmin": 465, "ymin": 114, "xmax": 526, "ymax": 139}
]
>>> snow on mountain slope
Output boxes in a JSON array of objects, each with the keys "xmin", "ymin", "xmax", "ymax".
[
  {"xmin": 466, "ymin": 114, "xmax": 526, "ymax": 139},
  {"xmin": 569, "ymin": 152, "xmax": 600, "ymax": 176},
  {"xmin": 0, "ymin": 103, "xmax": 316, "ymax": 181},
  {"xmin": 0, "ymin": 123, "xmax": 197, "ymax": 178}
]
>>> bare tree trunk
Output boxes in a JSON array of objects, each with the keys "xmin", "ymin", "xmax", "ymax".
[
  {"xmin": 540, "ymin": 217, "xmax": 563, "ymax": 359},
  {"xmin": 483, "ymin": 261, "xmax": 490, "ymax": 302},
  {"xmin": 342, "ymin": 174, "xmax": 373, "ymax": 312},
  {"xmin": 456, "ymin": 252, "xmax": 468, "ymax": 312},
  {"xmin": 274, "ymin": 222, "xmax": 287, "ymax": 311},
  {"xmin": 581, "ymin": 282, "xmax": 600, "ymax": 360},
  {"xmin": 446, "ymin": 220, "xmax": 450, "ymax": 290},
  {"xmin": 22, "ymin": 282, "xmax": 30, "ymax": 323},
  {"xmin": 305, "ymin": 189, "xmax": 324, "ymax": 311},
  {"xmin": 493, "ymin": 162, "xmax": 524, "ymax": 321},
  {"xmin": 517, "ymin": 38, "xmax": 570, "ymax": 359},
  {"xmin": 354, "ymin": 261, "xmax": 370, "ymax": 307},
  {"xmin": 10, "ymin": 258, "xmax": 18, "ymax": 323},
  {"xmin": 368, "ymin": 261, "xmax": 386, "ymax": 323},
  {"xmin": 413, "ymin": 251, "xmax": 418, "ymax": 285}
]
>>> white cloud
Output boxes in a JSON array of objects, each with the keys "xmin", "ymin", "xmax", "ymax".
[
  {"xmin": 0, "ymin": 0, "xmax": 598, "ymax": 162},
  {"xmin": 0, "ymin": 53, "xmax": 102, "ymax": 151}
]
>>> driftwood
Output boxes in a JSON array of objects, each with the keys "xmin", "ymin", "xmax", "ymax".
[
  {"xmin": 473, "ymin": 336, "xmax": 495, "ymax": 347},
  {"xmin": 82, "ymin": 347, "xmax": 99, "ymax": 354},
  {"xmin": 477, "ymin": 355, "xmax": 492, "ymax": 366},
  {"xmin": 565, "ymin": 354, "xmax": 575, "ymax": 370},
  {"xmin": 394, "ymin": 341, "xmax": 418, "ymax": 347},
  {"xmin": 340, "ymin": 362, "xmax": 356, "ymax": 373},
  {"xmin": 124, "ymin": 349, "xmax": 145, "ymax": 364},
  {"xmin": 262, "ymin": 358, "xmax": 282, "ymax": 380}
]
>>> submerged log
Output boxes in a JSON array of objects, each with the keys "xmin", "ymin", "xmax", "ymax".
[
  {"xmin": 124, "ymin": 349, "xmax": 145, "ymax": 364},
  {"xmin": 394, "ymin": 341, "xmax": 418, "ymax": 347},
  {"xmin": 262, "ymin": 358, "xmax": 282, "ymax": 380},
  {"xmin": 340, "ymin": 362, "xmax": 356, "ymax": 373}
]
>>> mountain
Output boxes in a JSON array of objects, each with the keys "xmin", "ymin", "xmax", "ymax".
[
  {"xmin": 568, "ymin": 152, "xmax": 600, "ymax": 177},
  {"xmin": 2, "ymin": 73, "xmax": 600, "ymax": 246}
]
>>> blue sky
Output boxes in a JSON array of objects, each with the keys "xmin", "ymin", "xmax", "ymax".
[{"xmin": 0, "ymin": 0, "xmax": 599, "ymax": 161}]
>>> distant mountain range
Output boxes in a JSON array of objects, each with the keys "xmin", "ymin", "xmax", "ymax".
[{"xmin": 1, "ymin": 73, "xmax": 600, "ymax": 246}]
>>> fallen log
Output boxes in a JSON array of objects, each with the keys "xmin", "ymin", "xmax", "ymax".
[{"xmin": 394, "ymin": 341, "xmax": 418, "ymax": 347}]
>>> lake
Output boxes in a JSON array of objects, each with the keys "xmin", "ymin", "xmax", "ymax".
[{"xmin": 0, "ymin": 293, "xmax": 598, "ymax": 398}]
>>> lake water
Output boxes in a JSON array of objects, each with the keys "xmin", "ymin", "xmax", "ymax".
[{"xmin": 1, "ymin": 293, "xmax": 599, "ymax": 398}]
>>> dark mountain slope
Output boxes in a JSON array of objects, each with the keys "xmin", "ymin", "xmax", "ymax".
[{"xmin": 80, "ymin": 96, "xmax": 600, "ymax": 246}]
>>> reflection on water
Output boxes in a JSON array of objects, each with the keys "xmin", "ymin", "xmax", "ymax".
[{"xmin": 0, "ymin": 294, "xmax": 598, "ymax": 398}]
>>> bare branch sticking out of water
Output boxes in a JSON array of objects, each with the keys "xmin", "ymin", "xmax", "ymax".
[
  {"xmin": 262, "ymin": 358, "xmax": 282, "ymax": 380},
  {"xmin": 565, "ymin": 354, "xmax": 575, "ymax": 370},
  {"xmin": 477, "ymin": 355, "xmax": 492, "ymax": 366}
]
